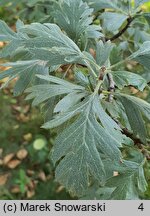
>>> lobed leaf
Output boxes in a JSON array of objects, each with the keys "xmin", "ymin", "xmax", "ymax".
[
  {"xmin": 96, "ymin": 40, "xmax": 114, "ymax": 67},
  {"xmin": 118, "ymin": 94, "xmax": 150, "ymax": 121},
  {"xmin": 0, "ymin": 20, "xmax": 16, "ymax": 41},
  {"xmin": 53, "ymin": 0, "xmax": 103, "ymax": 43},
  {"xmin": 112, "ymin": 71, "xmax": 147, "ymax": 91},
  {"xmin": 20, "ymin": 23, "xmax": 83, "ymax": 65},
  {"xmin": 0, "ymin": 60, "xmax": 49, "ymax": 96},
  {"xmin": 132, "ymin": 41, "xmax": 150, "ymax": 69},
  {"xmin": 101, "ymin": 12, "xmax": 128, "ymax": 32},
  {"xmin": 105, "ymin": 159, "xmax": 147, "ymax": 199},
  {"xmin": 50, "ymin": 95, "xmax": 122, "ymax": 195},
  {"xmin": 143, "ymin": 13, "xmax": 150, "ymax": 26},
  {"xmin": 116, "ymin": 94, "xmax": 150, "ymax": 143},
  {"xmin": 36, "ymin": 74, "xmax": 85, "ymax": 90},
  {"xmin": 84, "ymin": 0, "xmax": 119, "ymax": 12}
]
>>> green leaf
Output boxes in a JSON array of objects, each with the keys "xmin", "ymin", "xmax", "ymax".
[
  {"xmin": 143, "ymin": 13, "xmax": 150, "ymax": 26},
  {"xmin": 21, "ymin": 23, "xmax": 83, "ymax": 66},
  {"xmin": 86, "ymin": 25, "xmax": 104, "ymax": 39},
  {"xmin": 43, "ymin": 95, "xmax": 122, "ymax": 158},
  {"xmin": 51, "ymin": 95, "xmax": 122, "ymax": 196},
  {"xmin": 74, "ymin": 69, "xmax": 89, "ymax": 87},
  {"xmin": 135, "ymin": 56, "xmax": 150, "ymax": 69},
  {"xmin": 96, "ymin": 187, "xmax": 115, "ymax": 200},
  {"xmin": 0, "ymin": 60, "xmax": 49, "ymax": 96},
  {"xmin": 80, "ymin": 183, "xmax": 104, "ymax": 200},
  {"xmin": 117, "ymin": 94, "xmax": 148, "ymax": 143},
  {"xmin": 106, "ymin": 175, "xmax": 137, "ymax": 200},
  {"xmin": 105, "ymin": 159, "xmax": 147, "ymax": 199},
  {"xmin": 51, "ymin": 104, "xmax": 105, "ymax": 195},
  {"xmin": 41, "ymin": 97, "xmax": 59, "ymax": 122},
  {"xmin": 0, "ymin": 20, "xmax": 16, "ymax": 41},
  {"xmin": 42, "ymin": 97, "xmax": 90, "ymax": 129},
  {"xmin": 101, "ymin": 12, "xmax": 128, "ymax": 32},
  {"xmin": 0, "ymin": 39, "xmax": 24, "ymax": 59},
  {"xmin": 25, "ymin": 74, "xmax": 85, "ymax": 106},
  {"xmin": 36, "ymin": 74, "xmax": 85, "ymax": 91},
  {"xmin": 93, "ymin": 96, "xmax": 123, "ymax": 147},
  {"xmin": 104, "ymin": 159, "xmax": 141, "ymax": 176},
  {"xmin": 118, "ymin": 94, "xmax": 150, "ymax": 121},
  {"xmin": 16, "ymin": 19, "xmax": 25, "ymax": 31},
  {"xmin": 54, "ymin": 91, "xmax": 87, "ymax": 113},
  {"xmin": 96, "ymin": 40, "xmax": 114, "ymax": 67},
  {"xmin": 110, "ymin": 45, "xmax": 123, "ymax": 66},
  {"xmin": 0, "ymin": 20, "xmax": 27, "ymax": 58},
  {"xmin": 26, "ymin": 84, "xmax": 74, "ymax": 106},
  {"xmin": 112, "ymin": 71, "xmax": 147, "ymax": 91},
  {"xmin": 132, "ymin": 41, "xmax": 150, "ymax": 57},
  {"xmin": 53, "ymin": 0, "xmax": 103, "ymax": 43},
  {"xmin": 132, "ymin": 41, "xmax": 150, "ymax": 69},
  {"xmin": 137, "ymin": 165, "xmax": 148, "ymax": 192},
  {"xmin": 135, "ymin": 0, "xmax": 150, "ymax": 7},
  {"xmin": 84, "ymin": 0, "xmax": 119, "ymax": 11}
]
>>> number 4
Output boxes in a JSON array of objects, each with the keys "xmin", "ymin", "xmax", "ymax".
[{"xmin": 138, "ymin": 203, "xmax": 144, "ymax": 211}]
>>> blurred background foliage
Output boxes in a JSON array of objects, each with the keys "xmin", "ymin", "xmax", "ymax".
[
  {"xmin": 0, "ymin": 84, "xmax": 71, "ymax": 199},
  {"xmin": 0, "ymin": 0, "xmax": 56, "ymax": 24},
  {"xmin": 0, "ymin": 0, "xmax": 150, "ymax": 200}
]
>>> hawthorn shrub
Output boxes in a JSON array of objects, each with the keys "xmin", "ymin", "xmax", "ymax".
[{"xmin": 0, "ymin": 0, "xmax": 150, "ymax": 200}]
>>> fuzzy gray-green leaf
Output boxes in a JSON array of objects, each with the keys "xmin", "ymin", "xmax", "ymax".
[
  {"xmin": 0, "ymin": 60, "xmax": 49, "ymax": 96},
  {"xmin": 132, "ymin": 41, "xmax": 150, "ymax": 69},
  {"xmin": 101, "ymin": 12, "xmax": 128, "ymax": 32},
  {"xmin": 53, "ymin": 0, "xmax": 102, "ymax": 43},
  {"xmin": 112, "ymin": 71, "xmax": 147, "ymax": 91}
]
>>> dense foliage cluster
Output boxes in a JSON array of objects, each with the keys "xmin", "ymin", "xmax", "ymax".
[{"xmin": 1, "ymin": 0, "xmax": 150, "ymax": 199}]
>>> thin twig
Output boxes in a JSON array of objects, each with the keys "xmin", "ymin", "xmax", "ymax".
[
  {"xmin": 106, "ymin": 16, "xmax": 135, "ymax": 42},
  {"xmin": 122, "ymin": 127, "xmax": 150, "ymax": 160},
  {"xmin": 113, "ymin": 119, "xmax": 150, "ymax": 160}
]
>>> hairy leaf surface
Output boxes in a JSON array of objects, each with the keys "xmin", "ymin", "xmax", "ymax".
[
  {"xmin": 117, "ymin": 94, "xmax": 149, "ymax": 143},
  {"xmin": 53, "ymin": 0, "xmax": 103, "ymax": 43},
  {"xmin": 50, "ymin": 95, "xmax": 122, "ymax": 195},
  {"xmin": 105, "ymin": 159, "xmax": 147, "ymax": 199},
  {"xmin": 132, "ymin": 41, "xmax": 150, "ymax": 69},
  {"xmin": 21, "ymin": 23, "xmax": 83, "ymax": 65},
  {"xmin": 101, "ymin": 12, "xmax": 128, "ymax": 32},
  {"xmin": 26, "ymin": 74, "xmax": 85, "ymax": 106},
  {"xmin": 112, "ymin": 71, "xmax": 147, "ymax": 91},
  {"xmin": 0, "ymin": 60, "xmax": 48, "ymax": 96}
]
